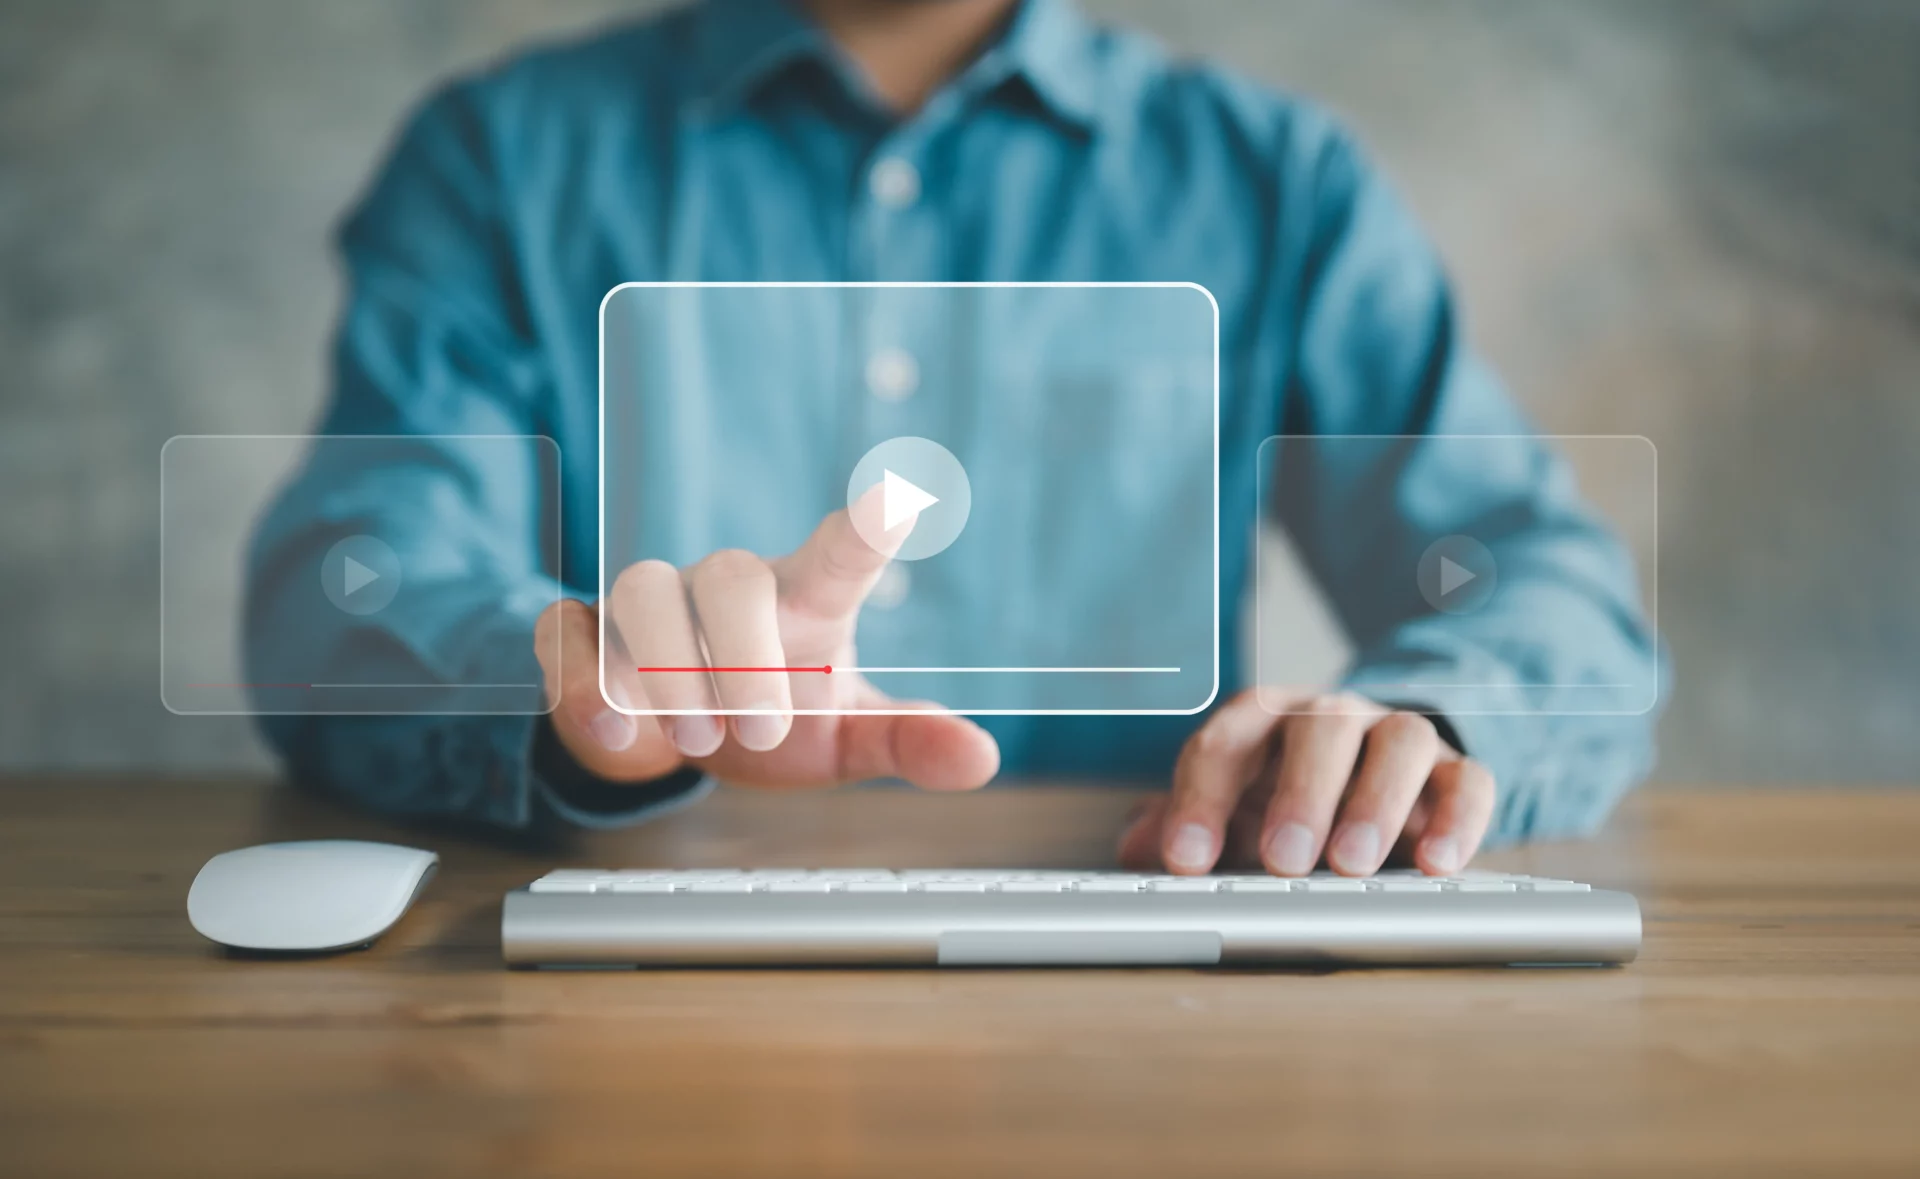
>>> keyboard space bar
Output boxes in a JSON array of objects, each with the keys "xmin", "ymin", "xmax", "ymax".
[{"xmin": 937, "ymin": 930, "xmax": 1223, "ymax": 966}]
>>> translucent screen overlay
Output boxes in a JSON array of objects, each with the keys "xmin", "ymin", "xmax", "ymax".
[
  {"xmin": 600, "ymin": 283, "xmax": 1219, "ymax": 715},
  {"xmin": 161, "ymin": 434, "xmax": 563, "ymax": 716},
  {"xmin": 1255, "ymin": 435, "xmax": 1659, "ymax": 717}
]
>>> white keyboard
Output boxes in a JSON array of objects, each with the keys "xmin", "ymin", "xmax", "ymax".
[
  {"xmin": 502, "ymin": 867, "xmax": 1635, "ymax": 969},
  {"xmin": 525, "ymin": 868, "xmax": 1594, "ymax": 895}
]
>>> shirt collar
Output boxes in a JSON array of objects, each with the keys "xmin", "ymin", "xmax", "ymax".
[
  {"xmin": 692, "ymin": 0, "xmax": 1103, "ymax": 133},
  {"xmin": 691, "ymin": 0, "xmax": 827, "ymax": 113},
  {"xmin": 970, "ymin": 0, "xmax": 1102, "ymax": 133}
]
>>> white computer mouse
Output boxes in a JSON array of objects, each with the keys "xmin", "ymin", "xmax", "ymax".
[{"xmin": 187, "ymin": 840, "xmax": 438, "ymax": 952}]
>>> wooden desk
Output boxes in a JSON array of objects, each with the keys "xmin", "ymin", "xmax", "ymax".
[{"xmin": 1, "ymin": 779, "xmax": 1917, "ymax": 1178}]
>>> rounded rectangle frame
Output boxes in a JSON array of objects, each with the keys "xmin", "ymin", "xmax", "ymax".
[
  {"xmin": 160, "ymin": 433, "xmax": 564, "ymax": 717},
  {"xmin": 1253, "ymin": 433, "xmax": 1661, "ymax": 718},
  {"xmin": 597, "ymin": 281, "xmax": 1222, "ymax": 717}
]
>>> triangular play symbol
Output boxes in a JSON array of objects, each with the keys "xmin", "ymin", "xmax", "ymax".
[
  {"xmin": 1438, "ymin": 555, "xmax": 1476, "ymax": 596},
  {"xmin": 882, "ymin": 469, "xmax": 939, "ymax": 532},
  {"xmin": 342, "ymin": 555, "xmax": 380, "ymax": 596}
]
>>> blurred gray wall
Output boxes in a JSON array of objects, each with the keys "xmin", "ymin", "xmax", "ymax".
[{"xmin": 1, "ymin": 0, "xmax": 1915, "ymax": 782}]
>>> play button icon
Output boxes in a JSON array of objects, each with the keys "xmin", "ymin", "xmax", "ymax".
[
  {"xmin": 882, "ymin": 469, "xmax": 940, "ymax": 532},
  {"xmin": 1417, "ymin": 536, "xmax": 1498, "ymax": 615},
  {"xmin": 848, "ymin": 437, "xmax": 972, "ymax": 562},
  {"xmin": 322, "ymin": 535, "xmax": 402, "ymax": 616},
  {"xmin": 342, "ymin": 556, "xmax": 380, "ymax": 597},
  {"xmin": 1438, "ymin": 556, "xmax": 1476, "ymax": 597}
]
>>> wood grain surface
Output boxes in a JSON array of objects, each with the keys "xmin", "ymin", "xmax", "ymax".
[{"xmin": 2, "ymin": 778, "xmax": 1918, "ymax": 1178}]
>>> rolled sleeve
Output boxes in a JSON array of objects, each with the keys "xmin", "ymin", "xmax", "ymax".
[
  {"xmin": 1274, "ymin": 120, "xmax": 1665, "ymax": 842},
  {"xmin": 246, "ymin": 82, "xmax": 710, "ymax": 834}
]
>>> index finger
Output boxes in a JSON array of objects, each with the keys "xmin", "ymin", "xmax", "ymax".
[
  {"xmin": 772, "ymin": 481, "xmax": 916, "ymax": 621},
  {"xmin": 1161, "ymin": 690, "xmax": 1278, "ymax": 874},
  {"xmin": 1412, "ymin": 757, "xmax": 1496, "ymax": 876}
]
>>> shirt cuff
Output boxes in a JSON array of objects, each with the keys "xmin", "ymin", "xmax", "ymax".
[
  {"xmin": 526, "ymin": 714, "xmax": 716, "ymax": 830},
  {"xmin": 1340, "ymin": 661, "xmax": 1517, "ymax": 765}
]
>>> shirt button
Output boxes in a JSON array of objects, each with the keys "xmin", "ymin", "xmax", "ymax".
[
  {"xmin": 868, "ymin": 564, "xmax": 910, "ymax": 610},
  {"xmin": 865, "ymin": 348, "xmax": 919, "ymax": 402},
  {"xmin": 869, "ymin": 157, "xmax": 920, "ymax": 209}
]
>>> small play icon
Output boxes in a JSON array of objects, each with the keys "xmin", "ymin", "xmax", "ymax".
[
  {"xmin": 322, "ymin": 535, "xmax": 402, "ymax": 616},
  {"xmin": 1417, "ymin": 536, "xmax": 1498, "ymax": 616},
  {"xmin": 847, "ymin": 437, "xmax": 973, "ymax": 562},
  {"xmin": 881, "ymin": 469, "xmax": 941, "ymax": 532}
]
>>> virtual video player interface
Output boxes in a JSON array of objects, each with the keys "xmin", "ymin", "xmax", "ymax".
[
  {"xmin": 598, "ymin": 282, "xmax": 1219, "ymax": 717},
  {"xmin": 160, "ymin": 283, "xmax": 1655, "ymax": 725}
]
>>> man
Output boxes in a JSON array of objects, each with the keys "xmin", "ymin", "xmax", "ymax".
[{"xmin": 248, "ymin": 0, "xmax": 1659, "ymax": 877}]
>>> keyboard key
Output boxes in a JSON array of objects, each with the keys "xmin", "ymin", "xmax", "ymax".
[
  {"xmin": 526, "ymin": 869, "xmax": 1604, "ymax": 907},
  {"xmin": 1302, "ymin": 878, "xmax": 1369, "ymax": 893},
  {"xmin": 899, "ymin": 870, "xmax": 1011, "ymax": 880}
]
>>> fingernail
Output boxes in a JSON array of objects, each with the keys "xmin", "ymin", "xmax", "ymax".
[
  {"xmin": 1166, "ymin": 823, "xmax": 1215, "ymax": 872},
  {"xmin": 1266, "ymin": 822, "xmax": 1318, "ymax": 876},
  {"xmin": 670, "ymin": 715, "xmax": 724, "ymax": 758},
  {"xmin": 589, "ymin": 710, "xmax": 637, "ymax": 753},
  {"xmin": 733, "ymin": 708, "xmax": 789, "ymax": 752},
  {"xmin": 1329, "ymin": 822, "xmax": 1382, "ymax": 875},
  {"xmin": 1422, "ymin": 835, "xmax": 1461, "ymax": 875}
]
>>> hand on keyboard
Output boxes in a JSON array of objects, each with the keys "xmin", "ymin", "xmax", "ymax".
[
  {"xmin": 531, "ymin": 487, "xmax": 1000, "ymax": 793},
  {"xmin": 1118, "ymin": 690, "xmax": 1494, "ymax": 880}
]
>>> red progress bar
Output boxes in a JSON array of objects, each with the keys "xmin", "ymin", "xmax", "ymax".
[{"xmin": 641, "ymin": 664, "xmax": 829, "ymax": 675}]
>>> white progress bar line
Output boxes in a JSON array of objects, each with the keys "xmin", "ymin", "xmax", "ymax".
[
  {"xmin": 843, "ymin": 667, "xmax": 1182, "ymax": 674},
  {"xmin": 307, "ymin": 683, "xmax": 542, "ymax": 689}
]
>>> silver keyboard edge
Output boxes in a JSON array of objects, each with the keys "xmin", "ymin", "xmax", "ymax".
[{"xmin": 501, "ymin": 888, "xmax": 1642, "ymax": 969}]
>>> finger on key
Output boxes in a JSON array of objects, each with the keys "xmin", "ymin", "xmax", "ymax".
[
  {"xmin": 1259, "ymin": 694, "xmax": 1380, "ymax": 876},
  {"xmin": 1160, "ymin": 690, "xmax": 1281, "ymax": 875},
  {"xmin": 608, "ymin": 559, "xmax": 723, "ymax": 759},
  {"xmin": 1412, "ymin": 756, "xmax": 1496, "ymax": 876},
  {"xmin": 1325, "ymin": 712, "xmax": 1441, "ymax": 876},
  {"xmin": 686, "ymin": 549, "xmax": 793, "ymax": 752}
]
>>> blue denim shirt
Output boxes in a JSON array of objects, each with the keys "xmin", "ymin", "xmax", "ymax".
[{"xmin": 248, "ymin": 0, "xmax": 1660, "ymax": 840}]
